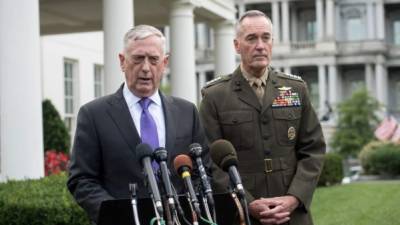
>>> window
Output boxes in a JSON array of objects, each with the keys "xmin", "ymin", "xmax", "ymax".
[
  {"xmin": 395, "ymin": 81, "xmax": 400, "ymax": 111},
  {"xmin": 347, "ymin": 17, "xmax": 364, "ymax": 41},
  {"xmin": 64, "ymin": 59, "xmax": 78, "ymax": 133},
  {"xmin": 306, "ymin": 20, "xmax": 316, "ymax": 41},
  {"xmin": 394, "ymin": 21, "xmax": 400, "ymax": 45},
  {"xmin": 341, "ymin": 5, "xmax": 366, "ymax": 41},
  {"xmin": 94, "ymin": 64, "xmax": 104, "ymax": 98}
]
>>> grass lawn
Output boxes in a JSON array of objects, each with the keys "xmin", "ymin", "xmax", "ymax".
[{"xmin": 311, "ymin": 181, "xmax": 400, "ymax": 225}]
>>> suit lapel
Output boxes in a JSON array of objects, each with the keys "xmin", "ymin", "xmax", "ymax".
[
  {"xmin": 262, "ymin": 70, "xmax": 282, "ymax": 114},
  {"xmin": 106, "ymin": 85, "xmax": 141, "ymax": 152},
  {"xmin": 231, "ymin": 67, "xmax": 262, "ymax": 112},
  {"xmin": 161, "ymin": 93, "xmax": 176, "ymax": 161}
]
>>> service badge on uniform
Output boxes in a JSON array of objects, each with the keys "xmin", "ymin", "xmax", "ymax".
[
  {"xmin": 272, "ymin": 87, "xmax": 301, "ymax": 107},
  {"xmin": 288, "ymin": 126, "xmax": 296, "ymax": 140}
]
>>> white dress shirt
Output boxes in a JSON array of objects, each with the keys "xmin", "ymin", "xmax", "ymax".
[{"xmin": 123, "ymin": 83, "xmax": 166, "ymax": 148}]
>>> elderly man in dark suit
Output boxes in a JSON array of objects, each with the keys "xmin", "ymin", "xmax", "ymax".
[
  {"xmin": 200, "ymin": 10, "xmax": 325, "ymax": 225},
  {"xmin": 67, "ymin": 25, "xmax": 210, "ymax": 223}
]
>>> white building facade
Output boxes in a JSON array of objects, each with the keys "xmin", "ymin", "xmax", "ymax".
[
  {"xmin": 0, "ymin": 0, "xmax": 237, "ymax": 182},
  {"xmin": 1, "ymin": 0, "xmax": 400, "ymax": 181}
]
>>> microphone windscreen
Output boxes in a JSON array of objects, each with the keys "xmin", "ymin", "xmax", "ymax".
[
  {"xmin": 189, "ymin": 143, "xmax": 202, "ymax": 157},
  {"xmin": 210, "ymin": 139, "xmax": 238, "ymax": 171},
  {"xmin": 153, "ymin": 147, "xmax": 168, "ymax": 162},
  {"xmin": 136, "ymin": 143, "xmax": 153, "ymax": 162},
  {"xmin": 173, "ymin": 154, "xmax": 193, "ymax": 175}
]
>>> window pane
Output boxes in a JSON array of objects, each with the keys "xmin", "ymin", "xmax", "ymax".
[
  {"xmin": 394, "ymin": 21, "xmax": 400, "ymax": 45},
  {"xmin": 347, "ymin": 18, "xmax": 363, "ymax": 41},
  {"xmin": 94, "ymin": 65, "xmax": 104, "ymax": 98},
  {"xmin": 306, "ymin": 21, "xmax": 316, "ymax": 41}
]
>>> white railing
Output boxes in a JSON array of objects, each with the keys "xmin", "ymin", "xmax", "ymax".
[{"xmin": 291, "ymin": 41, "xmax": 316, "ymax": 50}]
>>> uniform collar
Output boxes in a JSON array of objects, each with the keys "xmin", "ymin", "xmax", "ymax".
[{"xmin": 240, "ymin": 65, "xmax": 269, "ymax": 87}]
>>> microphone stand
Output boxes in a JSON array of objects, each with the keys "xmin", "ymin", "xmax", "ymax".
[
  {"xmin": 198, "ymin": 186, "xmax": 214, "ymax": 224},
  {"xmin": 151, "ymin": 194, "xmax": 164, "ymax": 225},
  {"xmin": 144, "ymin": 176, "xmax": 164, "ymax": 225},
  {"xmin": 234, "ymin": 187, "xmax": 251, "ymax": 225},
  {"xmin": 230, "ymin": 190, "xmax": 246, "ymax": 225},
  {"xmin": 129, "ymin": 183, "xmax": 141, "ymax": 225},
  {"xmin": 156, "ymin": 168, "xmax": 176, "ymax": 225},
  {"xmin": 240, "ymin": 196, "xmax": 251, "ymax": 225},
  {"xmin": 185, "ymin": 192, "xmax": 199, "ymax": 225},
  {"xmin": 171, "ymin": 185, "xmax": 192, "ymax": 225}
]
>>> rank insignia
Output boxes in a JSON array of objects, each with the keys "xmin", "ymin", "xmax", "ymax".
[
  {"xmin": 288, "ymin": 127, "xmax": 296, "ymax": 140},
  {"xmin": 272, "ymin": 89, "xmax": 301, "ymax": 107},
  {"xmin": 277, "ymin": 86, "xmax": 292, "ymax": 91}
]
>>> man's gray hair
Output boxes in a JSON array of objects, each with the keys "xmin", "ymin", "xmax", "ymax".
[
  {"xmin": 235, "ymin": 10, "xmax": 273, "ymax": 37},
  {"xmin": 123, "ymin": 25, "xmax": 166, "ymax": 54}
]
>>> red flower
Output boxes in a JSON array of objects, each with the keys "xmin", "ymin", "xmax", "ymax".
[{"xmin": 44, "ymin": 150, "xmax": 69, "ymax": 176}]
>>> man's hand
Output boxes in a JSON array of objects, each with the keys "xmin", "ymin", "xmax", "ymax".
[{"xmin": 249, "ymin": 195, "xmax": 299, "ymax": 225}]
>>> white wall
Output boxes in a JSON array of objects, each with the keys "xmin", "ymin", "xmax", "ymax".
[{"xmin": 41, "ymin": 31, "xmax": 104, "ymax": 117}]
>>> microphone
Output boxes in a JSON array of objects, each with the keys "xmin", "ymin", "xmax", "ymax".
[
  {"xmin": 188, "ymin": 143, "xmax": 215, "ymax": 206},
  {"xmin": 210, "ymin": 139, "xmax": 245, "ymax": 197},
  {"xmin": 153, "ymin": 148, "xmax": 175, "ymax": 211},
  {"xmin": 173, "ymin": 154, "xmax": 201, "ymax": 216},
  {"xmin": 136, "ymin": 143, "xmax": 163, "ymax": 216},
  {"xmin": 210, "ymin": 139, "xmax": 252, "ymax": 225}
]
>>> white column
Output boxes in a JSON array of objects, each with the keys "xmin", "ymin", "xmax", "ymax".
[
  {"xmin": 214, "ymin": 20, "xmax": 236, "ymax": 76},
  {"xmin": 272, "ymin": 1, "xmax": 281, "ymax": 43},
  {"xmin": 318, "ymin": 65, "xmax": 327, "ymax": 116},
  {"xmin": 291, "ymin": 5, "xmax": 298, "ymax": 42},
  {"xmin": 284, "ymin": 67, "xmax": 291, "ymax": 74},
  {"xmin": 325, "ymin": 0, "xmax": 335, "ymax": 40},
  {"xmin": 376, "ymin": 0, "xmax": 385, "ymax": 40},
  {"xmin": 164, "ymin": 26, "xmax": 171, "ymax": 53},
  {"xmin": 281, "ymin": 0, "xmax": 290, "ymax": 43},
  {"xmin": 170, "ymin": 1, "xmax": 197, "ymax": 103},
  {"xmin": 103, "ymin": 0, "xmax": 134, "ymax": 94},
  {"xmin": 376, "ymin": 56, "xmax": 388, "ymax": 107},
  {"xmin": 316, "ymin": 0, "xmax": 324, "ymax": 41},
  {"xmin": 237, "ymin": 0, "xmax": 246, "ymax": 18},
  {"xmin": 365, "ymin": 64, "xmax": 375, "ymax": 97},
  {"xmin": 0, "ymin": 0, "xmax": 44, "ymax": 181},
  {"xmin": 367, "ymin": 2, "xmax": 375, "ymax": 39},
  {"xmin": 328, "ymin": 64, "xmax": 338, "ymax": 106}
]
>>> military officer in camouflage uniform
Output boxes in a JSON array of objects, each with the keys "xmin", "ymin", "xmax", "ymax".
[{"xmin": 200, "ymin": 10, "xmax": 325, "ymax": 225}]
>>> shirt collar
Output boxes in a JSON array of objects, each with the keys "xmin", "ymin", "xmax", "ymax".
[
  {"xmin": 240, "ymin": 65, "xmax": 269, "ymax": 86},
  {"xmin": 123, "ymin": 82, "xmax": 162, "ymax": 108}
]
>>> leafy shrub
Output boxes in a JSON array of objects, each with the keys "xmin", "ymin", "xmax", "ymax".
[
  {"xmin": 44, "ymin": 150, "xmax": 69, "ymax": 176},
  {"xmin": 42, "ymin": 99, "xmax": 70, "ymax": 153},
  {"xmin": 0, "ymin": 173, "xmax": 90, "ymax": 225},
  {"xmin": 359, "ymin": 141, "xmax": 400, "ymax": 175},
  {"xmin": 318, "ymin": 152, "xmax": 344, "ymax": 186},
  {"xmin": 331, "ymin": 88, "xmax": 380, "ymax": 157}
]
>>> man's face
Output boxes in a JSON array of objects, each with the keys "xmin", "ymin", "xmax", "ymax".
[
  {"xmin": 119, "ymin": 35, "xmax": 168, "ymax": 97},
  {"xmin": 234, "ymin": 16, "xmax": 273, "ymax": 77}
]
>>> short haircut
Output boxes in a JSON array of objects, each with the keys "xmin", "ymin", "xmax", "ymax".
[
  {"xmin": 123, "ymin": 25, "xmax": 166, "ymax": 54},
  {"xmin": 235, "ymin": 10, "xmax": 273, "ymax": 37}
]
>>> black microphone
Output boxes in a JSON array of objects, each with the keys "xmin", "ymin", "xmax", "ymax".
[
  {"xmin": 173, "ymin": 154, "xmax": 201, "ymax": 216},
  {"xmin": 153, "ymin": 147, "xmax": 175, "ymax": 211},
  {"xmin": 189, "ymin": 143, "xmax": 215, "ymax": 207},
  {"xmin": 136, "ymin": 143, "xmax": 163, "ymax": 216},
  {"xmin": 210, "ymin": 139, "xmax": 245, "ymax": 197}
]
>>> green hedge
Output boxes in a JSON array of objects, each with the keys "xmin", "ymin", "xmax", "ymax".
[
  {"xmin": 0, "ymin": 173, "xmax": 90, "ymax": 225},
  {"xmin": 43, "ymin": 99, "xmax": 70, "ymax": 153},
  {"xmin": 318, "ymin": 152, "xmax": 344, "ymax": 186},
  {"xmin": 359, "ymin": 141, "xmax": 400, "ymax": 176}
]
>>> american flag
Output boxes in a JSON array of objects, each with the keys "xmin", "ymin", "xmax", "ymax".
[
  {"xmin": 390, "ymin": 125, "xmax": 400, "ymax": 144},
  {"xmin": 374, "ymin": 116, "xmax": 398, "ymax": 141}
]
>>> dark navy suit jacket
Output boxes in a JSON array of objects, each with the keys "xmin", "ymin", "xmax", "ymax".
[{"xmin": 67, "ymin": 85, "xmax": 211, "ymax": 222}]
